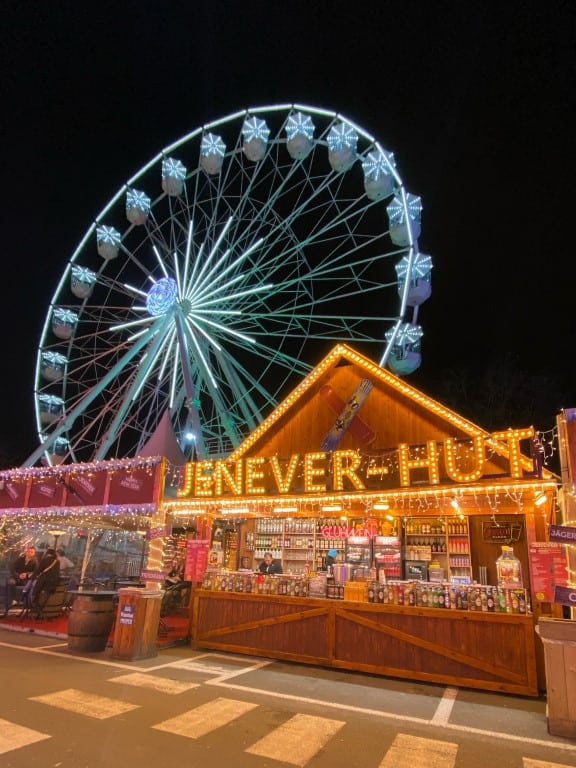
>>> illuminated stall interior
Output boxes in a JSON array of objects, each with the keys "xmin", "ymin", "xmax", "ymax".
[{"xmin": 167, "ymin": 344, "xmax": 557, "ymax": 604}]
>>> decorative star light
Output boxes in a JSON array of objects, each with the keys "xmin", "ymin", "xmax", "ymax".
[
  {"xmin": 327, "ymin": 123, "xmax": 359, "ymax": 152},
  {"xmin": 386, "ymin": 193, "xmax": 422, "ymax": 224},
  {"xmin": 42, "ymin": 351, "xmax": 68, "ymax": 367},
  {"xmin": 96, "ymin": 225, "xmax": 121, "ymax": 247},
  {"xmin": 126, "ymin": 189, "xmax": 151, "ymax": 215},
  {"xmin": 385, "ymin": 323, "xmax": 423, "ymax": 347},
  {"xmin": 38, "ymin": 394, "xmax": 65, "ymax": 413},
  {"xmin": 200, "ymin": 132, "xmax": 226, "ymax": 158},
  {"xmin": 242, "ymin": 116, "xmax": 270, "ymax": 142},
  {"xmin": 71, "ymin": 265, "xmax": 96, "ymax": 285},
  {"xmin": 146, "ymin": 277, "xmax": 178, "ymax": 316},
  {"xmin": 53, "ymin": 308, "xmax": 78, "ymax": 326},
  {"xmin": 286, "ymin": 112, "xmax": 315, "ymax": 141},
  {"xmin": 362, "ymin": 150, "xmax": 395, "ymax": 181},
  {"xmin": 395, "ymin": 253, "xmax": 433, "ymax": 282},
  {"xmin": 162, "ymin": 157, "xmax": 187, "ymax": 181}
]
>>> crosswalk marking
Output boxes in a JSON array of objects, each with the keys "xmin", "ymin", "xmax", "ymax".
[
  {"xmin": 379, "ymin": 734, "xmax": 458, "ymax": 768},
  {"xmin": 245, "ymin": 713, "xmax": 345, "ymax": 767},
  {"xmin": 152, "ymin": 697, "xmax": 257, "ymax": 739},
  {"xmin": 29, "ymin": 688, "xmax": 140, "ymax": 719},
  {"xmin": 523, "ymin": 760, "xmax": 576, "ymax": 768},
  {"xmin": 0, "ymin": 718, "xmax": 50, "ymax": 755},
  {"xmin": 108, "ymin": 672, "xmax": 200, "ymax": 695}
]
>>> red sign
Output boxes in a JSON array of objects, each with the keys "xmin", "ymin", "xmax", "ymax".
[
  {"xmin": 108, "ymin": 466, "xmax": 158, "ymax": 505},
  {"xmin": 27, "ymin": 476, "xmax": 66, "ymax": 509},
  {"xmin": 185, "ymin": 539, "xmax": 210, "ymax": 582},
  {"xmin": 528, "ymin": 542, "xmax": 568, "ymax": 602},
  {"xmin": 64, "ymin": 470, "xmax": 108, "ymax": 507},
  {"xmin": 0, "ymin": 478, "xmax": 28, "ymax": 509}
]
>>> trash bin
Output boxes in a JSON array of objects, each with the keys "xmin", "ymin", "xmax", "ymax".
[
  {"xmin": 111, "ymin": 587, "xmax": 162, "ymax": 661},
  {"xmin": 536, "ymin": 617, "xmax": 576, "ymax": 738}
]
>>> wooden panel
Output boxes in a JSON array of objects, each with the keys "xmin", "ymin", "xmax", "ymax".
[{"xmin": 192, "ymin": 591, "xmax": 538, "ymax": 696}]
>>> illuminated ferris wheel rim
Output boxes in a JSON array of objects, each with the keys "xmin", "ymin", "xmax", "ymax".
[{"xmin": 31, "ymin": 103, "xmax": 431, "ymax": 467}]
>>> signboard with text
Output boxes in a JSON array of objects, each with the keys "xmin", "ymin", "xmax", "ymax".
[
  {"xmin": 185, "ymin": 539, "xmax": 210, "ymax": 582},
  {"xmin": 119, "ymin": 604, "xmax": 135, "ymax": 626},
  {"xmin": 549, "ymin": 524, "xmax": 576, "ymax": 544},
  {"xmin": 528, "ymin": 541, "xmax": 568, "ymax": 602},
  {"xmin": 481, "ymin": 521, "xmax": 523, "ymax": 543}
]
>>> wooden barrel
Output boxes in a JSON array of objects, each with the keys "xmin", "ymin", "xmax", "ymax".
[{"xmin": 68, "ymin": 593, "xmax": 116, "ymax": 652}]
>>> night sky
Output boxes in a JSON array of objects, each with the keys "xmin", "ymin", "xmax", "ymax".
[{"xmin": 1, "ymin": 0, "xmax": 574, "ymax": 467}]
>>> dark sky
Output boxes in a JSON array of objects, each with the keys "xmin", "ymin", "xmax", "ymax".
[{"xmin": 1, "ymin": 0, "xmax": 574, "ymax": 466}]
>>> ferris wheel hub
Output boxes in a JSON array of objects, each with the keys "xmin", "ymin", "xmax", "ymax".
[{"xmin": 146, "ymin": 278, "xmax": 178, "ymax": 316}]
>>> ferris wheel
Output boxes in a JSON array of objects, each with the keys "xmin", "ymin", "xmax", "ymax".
[{"xmin": 28, "ymin": 104, "xmax": 432, "ymax": 467}]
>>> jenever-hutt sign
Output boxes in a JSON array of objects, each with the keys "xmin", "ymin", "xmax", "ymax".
[{"xmin": 177, "ymin": 428, "xmax": 535, "ymax": 499}]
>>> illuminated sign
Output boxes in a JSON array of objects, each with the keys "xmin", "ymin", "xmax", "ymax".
[{"xmin": 176, "ymin": 428, "xmax": 534, "ymax": 500}]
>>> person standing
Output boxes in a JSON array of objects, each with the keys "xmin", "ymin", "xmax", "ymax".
[
  {"xmin": 325, "ymin": 548, "xmax": 338, "ymax": 569},
  {"xmin": 258, "ymin": 552, "xmax": 283, "ymax": 575}
]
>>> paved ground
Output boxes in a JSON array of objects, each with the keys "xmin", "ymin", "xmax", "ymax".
[{"xmin": 0, "ymin": 626, "xmax": 575, "ymax": 767}]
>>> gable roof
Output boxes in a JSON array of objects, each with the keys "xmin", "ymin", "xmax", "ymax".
[{"xmin": 229, "ymin": 343, "xmax": 553, "ymax": 479}]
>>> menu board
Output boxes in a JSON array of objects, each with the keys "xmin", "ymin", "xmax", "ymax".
[
  {"xmin": 528, "ymin": 541, "xmax": 568, "ymax": 602},
  {"xmin": 185, "ymin": 539, "xmax": 210, "ymax": 582}
]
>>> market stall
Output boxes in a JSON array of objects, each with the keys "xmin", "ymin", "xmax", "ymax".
[{"xmin": 166, "ymin": 344, "xmax": 560, "ymax": 692}]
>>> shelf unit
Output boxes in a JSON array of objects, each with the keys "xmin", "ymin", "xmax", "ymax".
[
  {"xmin": 240, "ymin": 519, "xmax": 349, "ymax": 573},
  {"xmin": 403, "ymin": 517, "xmax": 473, "ymax": 582}
]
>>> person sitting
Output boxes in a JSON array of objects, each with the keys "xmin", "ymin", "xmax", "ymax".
[
  {"xmin": 28, "ymin": 548, "xmax": 61, "ymax": 615},
  {"xmin": 4, "ymin": 546, "xmax": 39, "ymax": 614},
  {"xmin": 258, "ymin": 552, "xmax": 283, "ymax": 575}
]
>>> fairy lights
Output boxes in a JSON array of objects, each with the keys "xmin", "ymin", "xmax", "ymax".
[
  {"xmin": 444, "ymin": 436, "xmax": 485, "ymax": 482},
  {"xmin": 304, "ymin": 452, "xmax": 327, "ymax": 493},
  {"xmin": 167, "ymin": 479, "xmax": 558, "ymax": 519},
  {"xmin": 176, "ymin": 433, "xmax": 540, "ymax": 501},
  {"xmin": 398, "ymin": 441, "xmax": 440, "ymax": 487},
  {"xmin": 332, "ymin": 450, "xmax": 364, "ymax": 491}
]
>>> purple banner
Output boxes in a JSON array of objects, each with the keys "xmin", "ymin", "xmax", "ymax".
[
  {"xmin": 554, "ymin": 585, "xmax": 576, "ymax": 607},
  {"xmin": 549, "ymin": 524, "xmax": 576, "ymax": 543}
]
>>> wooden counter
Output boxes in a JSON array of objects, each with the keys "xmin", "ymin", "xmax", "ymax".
[{"xmin": 191, "ymin": 590, "xmax": 539, "ymax": 696}]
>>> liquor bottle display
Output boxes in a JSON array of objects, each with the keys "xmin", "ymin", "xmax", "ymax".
[{"xmin": 403, "ymin": 517, "xmax": 473, "ymax": 582}]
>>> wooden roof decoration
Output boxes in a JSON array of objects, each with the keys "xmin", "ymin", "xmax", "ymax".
[{"xmin": 228, "ymin": 343, "xmax": 553, "ymax": 480}]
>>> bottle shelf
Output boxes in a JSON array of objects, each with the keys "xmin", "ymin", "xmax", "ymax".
[{"xmin": 404, "ymin": 517, "xmax": 472, "ymax": 580}]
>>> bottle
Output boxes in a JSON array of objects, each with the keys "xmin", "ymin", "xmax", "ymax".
[
  {"xmin": 496, "ymin": 545, "xmax": 523, "ymax": 588},
  {"xmin": 486, "ymin": 587, "xmax": 495, "ymax": 612},
  {"xmin": 518, "ymin": 591, "xmax": 527, "ymax": 614},
  {"xmin": 421, "ymin": 587, "xmax": 429, "ymax": 608}
]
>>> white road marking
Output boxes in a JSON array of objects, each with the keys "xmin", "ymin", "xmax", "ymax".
[
  {"xmin": 431, "ymin": 687, "xmax": 458, "ymax": 725},
  {"xmin": 152, "ymin": 696, "xmax": 257, "ymax": 738},
  {"xmin": 2, "ymin": 640, "xmax": 576, "ymax": 756},
  {"xmin": 246, "ymin": 713, "xmax": 345, "ymax": 767},
  {"xmin": 0, "ymin": 718, "xmax": 50, "ymax": 755},
  {"xmin": 379, "ymin": 733, "xmax": 458, "ymax": 768},
  {"xmin": 524, "ymin": 760, "xmax": 576, "ymax": 767},
  {"xmin": 29, "ymin": 688, "xmax": 139, "ymax": 719},
  {"xmin": 108, "ymin": 672, "xmax": 200, "ymax": 694}
]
